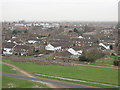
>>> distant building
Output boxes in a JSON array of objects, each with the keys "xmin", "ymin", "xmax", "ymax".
[
  {"xmin": 28, "ymin": 40, "xmax": 38, "ymax": 44},
  {"xmin": 45, "ymin": 44, "xmax": 61, "ymax": 52},
  {"xmin": 13, "ymin": 45, "xmax": 34, "ymax": 56},
  {"xmin": 2, "ymin": 42, "xmax": 16, "ymax": 55}
]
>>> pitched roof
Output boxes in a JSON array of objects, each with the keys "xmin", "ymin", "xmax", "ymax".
[
  {"xmin": 78, "ymin": 36, "xmax": 84, "ymax": 39},
  {"xmin": 14, "ymin": 45, "xmax": 34, "ymax": 50},
  {"xmin": 99, "ymin": 43, "xmax": 110, "ymax": 49},
  {"xmin": 67, "ymin": 48, "xmax": 81, "ymax": 55},
  {"xmin": 57, "ymin": 51, "xmax": 72, "ymax": 57},
  {"xmin": 72, "ymin": 46, "xmax": 82, "ymax": 51},
  {"xmin": 2, "ymin": 42, "xmax": 15, "ymax": 48}
]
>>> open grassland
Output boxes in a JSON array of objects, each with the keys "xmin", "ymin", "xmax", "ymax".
[
  {"xmin": 3, "ymin": 59, "xmax": 118, "ymax": 86},
  {"xmin": 2, "ymin": 76, "xmax": 47, "ymax": 88},
  {"xmin": 93, "ymin": 55, "xmax": 116, "ymax": 66},
  {"xmin": 2, "ymin": 64, "xmax": 17, "ymax": 74}
]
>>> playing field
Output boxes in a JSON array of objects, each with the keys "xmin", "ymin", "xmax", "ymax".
[{"xmin": 3, "ymin": 59, "xmax": 118, "ymax": 85}]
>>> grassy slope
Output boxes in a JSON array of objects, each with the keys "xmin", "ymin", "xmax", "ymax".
[
  {"xmin": 94, "ymin": 55, "xmax": 116, "ymax": 66},
  {"xmin": 2, "ymin": 76, "xmax": 47, "ymax": 88},
  {"xmin": 3, "ymin": 59, "xmax": 118, "ymax": 85}
]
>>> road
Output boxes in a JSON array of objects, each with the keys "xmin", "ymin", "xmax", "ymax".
[{"xmin": 1, "ymin": 72, "xmax": 92, "ymax": 88}]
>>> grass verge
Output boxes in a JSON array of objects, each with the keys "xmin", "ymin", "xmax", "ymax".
[
  {"xmin": 33, "ymin": 74, "xmax": 119, "ymax": 88},
  {"xmin": 2, "ymin": 76, "xmax": 47, "ymax": 88}
]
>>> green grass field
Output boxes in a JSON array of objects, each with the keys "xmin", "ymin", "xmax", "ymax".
[
  {"xmin": 3, "ymin": 59, "xmax": 118, "ymax": 86},
  {"xmin": 2, "ymin": 64, "xmax": 17, "ymax": 74},
  {"xmin": 94, "ymin": 55, "xmax": 116, "ymax": 66},
  {"xmin": 95, "ymin": 56, "xmax": 115, "ymax": 65},
  {"xmin": 2, "ymin": 76, "xmax": 47, "ymax": 88},
  {"xmin": 34, "ymin": 74, "xmax": 118, "ymax": 88}
]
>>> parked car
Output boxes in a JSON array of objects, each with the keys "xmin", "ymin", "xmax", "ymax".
[
  {"xmin": 34, "ymin": 54, "xmax": 44, "ymax": 57},
  {"xmin": 1, "ymin": 54, "xmax": 11, "ymax": 57},
  {"xmin": 34, "ymin": 55, "xmax": 39, "ymax": 57},
  {"xmin": 38, "ymin": 54, "xmax": 44, "ymax": 57}
]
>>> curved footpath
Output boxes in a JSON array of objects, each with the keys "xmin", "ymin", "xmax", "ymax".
[
  {"xmin": 1, "ymin": 72, "xmax": 91, "ymax": 88},
  {"xmin": 1, "ymin": 62, "xmax": 95, "ymax": 88}
]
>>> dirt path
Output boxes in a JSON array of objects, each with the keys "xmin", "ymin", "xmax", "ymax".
[
  {"xmin": 3, "ymin": 56, "xmax": 119, "ymax": 69},
  {"xmin": 74, "ymin": 63, "xmax": 119, "ymax": 69},
  {"xmin": 1, "ymin": 62, "xmax": 57, "ymax": 88},
  {"xmin": 1, "ymin": 62, "xmax": 98, "ymax": 88}
]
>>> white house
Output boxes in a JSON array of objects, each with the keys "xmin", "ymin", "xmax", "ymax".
[
  {"xmin": 7, "ymin": 40, "xmax": 12, "ymax": 43},
  {"xmin": 99, "ymin": 43, "xmax": 110, "ymax": 50},
  {"xmin": 76, "ymin": 50, "xmax": 83, "ymax": 55},
  {"xmin": 13, "ymin": 41, "xmax": 17, "ymax": 44},
  {"xmin": 15, "ymin": 24, "xmax": 24, "ymax": 26},
  {"xmin": 12, "ymin": 36, "xmax": 16, "ymax": 39},
  {"xmin": 28, "ymin": 40, "xmax": 38, "ymax": 44},
  {"xmin": 67, "ymin": 48, "xmax": 82, "ymax": 56},
  {"xmin": 66, "ymin": 48, "xmax": 82, "ymax": 58},
  {"xmin": 3, "ymin": 44, "xmax": 16, "ymax": 55},
  {"xmin": 45, "ymin": 44, "xmax": 61, "ymax": 51},
  {"xmin": 78, "ymin": 36, "xmax": 84, "ymax": 39},
  {"xmin": 3, "ymin": 48, "xmax": 13, "ymax": 55}
]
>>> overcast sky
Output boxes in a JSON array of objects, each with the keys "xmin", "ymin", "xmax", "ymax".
[{"xmin": 1, "ymin": 0, "xmax": 119, "ymax": 21}]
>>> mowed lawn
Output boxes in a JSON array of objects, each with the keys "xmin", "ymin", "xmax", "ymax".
[
  {"xmin": 2, "ymin": 76, "xmax": 47, "ymax": 88},
  {"xmin": 3, "ymin": 59, "xmax": 118, "ymax": 85}
]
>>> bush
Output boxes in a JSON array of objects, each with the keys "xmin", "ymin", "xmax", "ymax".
[
  {"xmin": 109, "ymin": 45, "xmax": 113, "ymax": 50},
  {"xmin": 79, "ymin": 56, "xmax": 87, "ymax": 62},
  {"xmin": 85, "ymin": 49, "xmax": 105, "ymax": 63},
  {"xmin": 69, "ymin": 31, "xmax": 73, "ymax": 33},
  {"xmin": 73, "ymin": 28, "xmax": 79, "ymax": 33},
  {"xmin": 79, "ymin": 56, "xmax": 94, "ymax": 62},
  {"xmin": 113, "ymin": 61, "xmax": 120, "ymax": 66}
]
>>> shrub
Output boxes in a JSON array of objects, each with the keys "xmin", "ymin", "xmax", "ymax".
[
  {"xmin": 79, "ymin": 56, "xmax": 87, "ymax": 62},
  {"xmin": 79, "ymin": 56, "xmax": 94, "ymax": 63},
  {"xmin": 113, "ymin": 60, "xmax": 120, "ymax": 66},
  {"xmin": 85, "ymin": 49, "xmax": 105, "ymax": 63},
  {"xmin": 73, "ymin": 28, "xmax": 79, "ymax": 33}
]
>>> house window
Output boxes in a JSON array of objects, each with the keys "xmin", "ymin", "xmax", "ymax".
[{"xmin": 9, "ymin": 50, "xmax": 12, "ymax": 52}]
